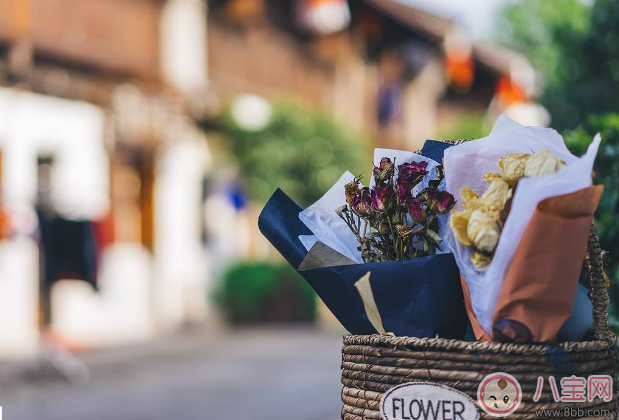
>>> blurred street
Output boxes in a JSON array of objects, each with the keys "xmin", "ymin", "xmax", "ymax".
[{"xmin": 0, "ymin": 326, "xmax": 344, "ymax": 420}]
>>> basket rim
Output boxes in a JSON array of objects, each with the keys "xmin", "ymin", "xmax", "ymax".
[{"xmin": 343, "ymin": 332, "xmax": 616, "ymax": 355}]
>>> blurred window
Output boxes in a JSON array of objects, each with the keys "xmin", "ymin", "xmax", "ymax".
[
  {"xmin": 111, "ymin": 148, "xmax": 154, "ymax": 250},
  {"xmin": 37, "ymin": 155, "xmax": 55, "ymax": 211}
]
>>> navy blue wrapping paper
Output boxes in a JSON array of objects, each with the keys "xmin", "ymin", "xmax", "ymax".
[
  {"xmin": 257, "ymin": 189, "xmax": 312, "ymax": 269},
  {"xmin": 258, "ymin": 188, "xmax": 467, "ymax": 339},
  {"xmin": 421, "ymin": 140, "xmax": 454, "ymax": 163}
]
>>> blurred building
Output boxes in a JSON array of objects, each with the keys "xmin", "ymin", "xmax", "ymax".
[
  {"xmin": 0, "ymin": 0, "xmax": 211, "ymax": 357},
  {"xmin": 206, "ymin": 0, "xmax": 541, "ymax": 150},
  {"xmin": 0, "ymin": 0, "xmax": 542, "ymax": 357}
]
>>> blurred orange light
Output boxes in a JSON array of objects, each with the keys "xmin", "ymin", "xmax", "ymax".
[
  {"xmin": 0, "ymin": 208, "xmax": 8, "ymax": 240},
  {"xmin": 445, "ymin": 53, "xmax": 475, "ymax": 92},
  {"xmin": 496, "ymin": 75, "xmax": 527, "ymax": 106}
]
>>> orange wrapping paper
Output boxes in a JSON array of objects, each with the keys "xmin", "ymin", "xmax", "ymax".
[{"xmin": 462, "ymin": 185, "xmax": 603, "ymax": 342}]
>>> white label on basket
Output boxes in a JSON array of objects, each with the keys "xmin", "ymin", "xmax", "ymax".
[{"xmin": 380, "ymin": 382, "xmax": 479, "ymax": 420}]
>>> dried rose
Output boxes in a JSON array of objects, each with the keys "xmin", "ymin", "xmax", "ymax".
[
  {"xmin": 498, "ymin": 153, "xmax": 528, "ymax": 185},
  {"xmin": 425, "ymin": 188, "xmax": 456, "ymax": 214},
  {"xmin": 373, "ymin": 157, "xmax": 395, "ymax": 183},
  {"xmin": 408, "ymin": 198, "xmax": 426, "ymax": 223},
  {"xmin": 345, "ymin": 178, "xmax": 361, "ymax": 207},
  {"xmin": 481, "ymin": 178, "xmax": 512, "ymax": 208},
  {"xmin": 351, "ymin": 187, "xmax": 372, "ymax": 216},
  {"xmin": 449, "ymin": 210, "xmax": 473, "ymax": 246},
  {"xmin": 467, "ymin": 208, "xmax": 501, "ymax": 253},
  {"xmin": 471, "ymin": 251, "xmax": 492, "ymax": 271},
  {"xmin": 460, "ymin": 187, "xmax": 482, "ymax": 211},
  {"xmin": 396, "ymin": 182, "xmax": 412, "ymax": 206},
  {"xmin": 370, "ymin": 185, "xmax": 393, "ymax": 212},
  {"xmin": 524, "ymin": 149, "xmax": 565, "ymax": 177},
  {"xmin": 397, "ymin": 161, "xmax": 428, "ymax": 187}
]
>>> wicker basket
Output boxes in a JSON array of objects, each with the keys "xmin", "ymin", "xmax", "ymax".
[
  {"xmin": 341, "ymin": 137, "xmax": 617, "ymax": 419},
  {"xmin": 341, "ymin": 229, "xmax": 618, "ymax": 419}
]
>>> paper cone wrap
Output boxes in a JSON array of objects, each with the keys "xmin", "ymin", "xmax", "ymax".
[{"xmin": 461, "ymin": 186, "xmax": 603, "ymax": 342}]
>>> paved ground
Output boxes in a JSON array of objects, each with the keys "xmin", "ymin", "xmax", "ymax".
[{"xmin": 0, "ymin": 326, "xmax": 345, "ymax": 420}]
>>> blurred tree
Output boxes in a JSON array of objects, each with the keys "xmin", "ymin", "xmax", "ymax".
[
  {"xmin": 221, "ymin": 102, "xmax": 368, "ymax": 207},
  {"xmin": 501, "ymin": 1, "xmax": 619, "ymax": 320},
  {"xmin": 212, "ymin": 261, "xmax": 316, "ymax": 324},
  {"xmin": 499, "ymin": 0, "xmax": 619, "ymax": 129},
  {"xmin": 564, "ymin": 115, "xmax": 619, "ymax": 298}
]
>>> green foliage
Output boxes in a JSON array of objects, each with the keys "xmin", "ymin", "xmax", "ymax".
[
  {"xmin": 499, "ymin": 0, "xmax": 619, "ymax": 129},
  {"xmin": 501, "ymin": 0, "xmax": 619, "ymax": 320},
  {"xmin": 564, "ymin": 114, "xmax": 619, "ymax": 279},
  {"xmin": 221, "ymin": 102, "xmax": 368, "ymax": 207},
  {"xmin": 212, "ymin": 261, "xmax": 317, "ymax": 324},
  {"xmin": 498, "ymin": 0, "xmax": 591, "ymax": 88},
  {"xmin": 436, "ymin": 112, "xmax": 488, "ymax": 141}
]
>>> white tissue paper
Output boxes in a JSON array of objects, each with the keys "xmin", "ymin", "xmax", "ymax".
[
  {"xmin": 444, "ymin": 115, "xmax": 601, "ymax": 335},
  {"xmin": 299, "ymin": 171, "xmax": 364, "ymax": 264},
  {"xmin": 299, "ymin": 149, "xmax": 448, "ymax": 263}
]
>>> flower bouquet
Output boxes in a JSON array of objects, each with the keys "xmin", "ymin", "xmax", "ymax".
[
  {"xmin": 336, "ymin": 119, "xmax": 615, "ymax": 420},
  {"xmin": 259, "ymin": 115, "xmax": 604, "ymax": 344},
  {"xmin": 444, "ymin": 116, "xmax": 603, "ymax": 343},
  {"xmin": 259, "ymin": 147, "xmax": 467, "ymax": 338}
]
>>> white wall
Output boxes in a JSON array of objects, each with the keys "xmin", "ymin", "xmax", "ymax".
[
  {"xmin": 0, "ymin": 239, "xmax": 39, "ymax": 357},
  {"xmin": 154, "ymin": 129, "xmax": 211, "ymax": 330},
  {"xmin": 160, "ymin": 0, "xmax": 209, "ymax": 96},
  {"xmin": 0, "ymin": 89, "xmax": 155, "ymax": 354},
  {"xmin": 0, "ymin": 88, "xmax": 109, "ymax": 356},
  {"xmin": 0, "ymin": 87, "xmax": 213, "ymax": 354},
  {"xmin": 0, "ymin": 88, "xmax": 109, "ymax": 219},
  {"xmin": 51, "ymin": 244, "xmax": 155, "ymax": 347}
]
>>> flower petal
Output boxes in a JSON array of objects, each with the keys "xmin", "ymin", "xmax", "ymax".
[
  {"xmin": 449, "ymin": 210, "xmax": 472, "ymax": 246},
  {"xmin": 524, "ymin": 149, "xmax": 565, "ymax": 177}
]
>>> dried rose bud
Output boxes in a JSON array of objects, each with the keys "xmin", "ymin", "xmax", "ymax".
[
  {"xmin": 345, "ymin": 178, "xmax": 361, "ymax": 207},
  {"xmin": 471, "ymin": 251, "xmax": 492, "ymax": 271},
  {"xmin": 351, "ymin": 187, "xmax": 372, "ymax": 216},
  {"xmin": 481, "ymin": 178, "xmax": 512, "ymax": 208},
  {"xmin": 408, "ymin": 197, "xmax": 426, "ymax": 223},
  {"xmin": 449, "ymin": 210, "xmax": 473, "ymax": 246},
  {"xmin": 498, "ymin": 153, "xmax": 529, "ymax": 185},
  {"xmin": 397, "ymin": 161, "xmax": 428, "ymax": 187},
  {"xmin": 467, "ymin": 208, "xmax": 501, "ymax": 253},
  {"xmin": 524, "ymin": 149, "xmax": 565, "ymax": 177},
  {"xmin": 425, "ymin": 188, "xmax": 456, "ymax": 214},
  {"xmin": 373, "ymin": 157, "xmax": 395, "ymax": 183},
  {"xmin": 460, "ymin": 187, "xmax": 482, "ymax": 211},
  {"xmin": 370, "ymin": 185, "xmax": 393, "ymax": 212},
  {"xmin": 396, "ymin": 182, "xmax": 412, "ymax": 207}
]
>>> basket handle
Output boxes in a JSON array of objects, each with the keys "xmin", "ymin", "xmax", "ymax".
[{"xmin": 585, "ymin": 229, "xmax": 614, "ymax": 342}]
